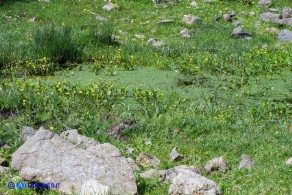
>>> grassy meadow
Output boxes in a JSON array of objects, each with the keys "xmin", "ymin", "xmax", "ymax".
[{"xmin": 0, "ymin": 0, "xmax": 291, "ymax": 194}]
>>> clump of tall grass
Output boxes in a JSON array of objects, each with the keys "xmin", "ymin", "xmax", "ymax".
[
  {"xmin": 32, "ymin": 25, "xmax": 83, "ymax": 65},
  {"xmin": 91, "ymin": 21, "xmax": 119, "ymax": 46}
]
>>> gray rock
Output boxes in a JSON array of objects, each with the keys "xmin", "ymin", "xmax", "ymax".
[
  {"xmin": 168, "ymin": 169, "xmax": 221, "ymax": 195},
  {"xmin": 60, "ymin": 129, "xmax": 99, "ymax": 149},
  {"xmin": 223, "ymin": 14, "xmax": 231, "ymax": 21},
  {"xmin": 232, "ymin": 27, "xmax": 252, "ymax": 38},
  {"xmin": 23, "ymin": 126, "xmax": 35, "ymax": 142},
  {"xmin": 11, "ymin": 129, "xmax": 137, "ymax": 195},
  {"xmin": 265, "ymin": 27, "xmax": 279, "ymax": 34},
  {"xmin": 170, "ymin": 147, "xmax": 184, "ymax": 161},
  {"xmin": 28, "ymin": 17, "xmax": 37, "ymax": 23},
  {"xmin": 107, "ymin": 123, "xmax": 129, "ymax": 137},
  {"xmin": 269, "ymin": 8, "xmax": 279, "ymax": 13},
  {"xmin": 38, "ymin": 0, "xmax": 51, "ymax": 2},
  {"xmin": 160, "ymin": 165, "xmax": 201, "ymax": 182},
  {"xmin": 102, "ymin": 2, "xmax": 119, "ymax": 11},
  {"xmin": 286, "ymin": 158, "xmax": 292, "ymax": 166},
  {"xmin": 80, "ymin": 180, "xmax": 110, "ymax": 195},
  {"xmin": 96, "ymin": 15, "xmax": 108, "ymax": 21},
  {"xmin": 140, "ymin": 169, "xmax": 160, "ymax": 179},
  {"xmin": 260, "ymin": 12, "xmax": 281, "ymax": 23},
  {"xmin": 0, "ymin": 158, "xmax": 9, "ymax": 167},
  {"xmin": 134, "ymin": 34, "xmax": 146, "ymax": 39},
  {"xmin": 204, "ymin": 156, "xmax": 228, "ymax": 173},
  {"xmin": 278, "ymin": 18, "xmax": 292, "ymax": 26},
  {"xmin": 190, "ymin": 1, "xmax": 197, "ymax": 6},
  {"xmin": 239, "ymin": 154, "xmax": 256, "ymax": 169},
  {"xmin": 249, "ymin": 11, "xmax": 255, "ymax": 16},
  {"xmin": 258, "ymin": 0, "xmax": 272, "ymax": 7},
  {"xmin": 182, "ymin": 15, "xmax": 202, "ymax": 25},
  {"xmin": 180, "ymin": 28, "xmax": 192, "ymax": 38},
  {"xmin": 136, "ymin": 152, "xmax": 161, "ymax": 168},
  {"xmin": 0, "ymin": 166, "xmax": 9, "ymax": 175},
  {"xmin": 203, "ymin": 0, "xmax": 217, "ymax": 3},
  {"xmin": 278, "ymin": 30, "xmax": 292, "ymax": 41},
  {"xmin": 157, "ymin": 19, "xmax": 175, "ymax": 25},
  {"xmin": 127, "ymin": 157, "xmax": 140, "ymax": 171},
  {"xmin": 283, "ymin": 7, "xmax": 292, "ymax": 18},
  {"xmin": 152, "ymin": 41, "xmax": 166, "ymax": 47},
  {"xmin": 1, "ymin": 144, "xmax": 10, "ymax": 150},
  {"xmin": 147, "ymin": 38, "xmax": 158, "ymax": 44}
]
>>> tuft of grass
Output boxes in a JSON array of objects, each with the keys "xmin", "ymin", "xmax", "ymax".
[{"xmin": 32, "ymin": 25, "xmax": 83, "ymax": 66}]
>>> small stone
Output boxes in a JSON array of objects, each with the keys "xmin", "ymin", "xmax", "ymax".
[
  {"xmin": 96, "ymin": 15, "xmax": 108, "ymax": 21},
  {"xmin": 102, "ymin": 2, "xmax": 119, "ymax": 11},
  {"xmin": 136, "ymin": 152, "xmax": 161, "ymax": 168},
  {"xmin": 80, "ymin": 180, "xmax": 110, "ymax": 195},
  {"xmin": 277, "ymin": 18, "xmax": 292, "ymax": 27},
  {"xmin": 28, "ymin": 17, "xmax": 37, "ymax": 22},
  {"xmin": 0, "ymin": 166, "xmax": 9, "ymax": 175},
  {"xmin": 147, "ymin": 38, "xmax": 158, "ymax": 44},
  {"xmin": 260, "ymin": 12, "xmax": 281, "ymax": 23},
  {"xmin": 204, "ymin": 156, "xmax": 228, "ymax": 173},
  {"xmin": 285, "ymin": 158, "xmax": 292, "ymax": 166},
  {"xmin": 182, "ymin": 15, "xmax": 202, "ymax": 25},
  {"xmin": 239, "ymin": 154, "xmax": 256, "ymax": 169},
  {"xmin": 180, "ymin": 28, "xmax": 192, "ymax": 38},
  {"xmin": 278, "ymin": 30, "xmax": 292, "ymax": 41},
  {"xmin": 122, "ymin": 118, "xmax": 136, "ymax": 125},
  {"xmin": 258, "ymin": 0, "xmax": 272, "ymax": 7},
  {"xmin": 269, "ymin": 8, "xmax": 279, "ymax": 13},
  {"xmin": 249, "ymin": 11, "xmax": 255, "ymax": 16},
  {"xmin": 1, "ymin": 144, "xmax": 10, "ymax": 150},
  {"xmin": 223, "ymin": 14, "xmax": 231, "ymax": 21},
  {"xmin": 152, "ymin": 41, "xmax": 166, "ymax": 47},
  {"xmin": 157, "ymin": 19, "xmax": 175, "ymax": 25},
  {"xmin": 168, "ymin": 169, "xmax": 221, "ymax": 195},
  {"xmin": 170, "ymin": 147, "xmax": 184, "ymax": 161},
  {"xmin": 232, "ymin": 27, "xmax": 252, "ymax": 38},
  {"xmin": 135, "ymin": 34, "xmax": 146, "ymax": 39},
  {"xmin": 265, "ymin": 27, "xmax": 279, "ymax": 34},
  {"xmin": 38, "ymin": 0, "xmax": 51, "ymax": 2},
  {"xmin": 160, "ymin": 165, "xmax": 201, "ymax": 182},
  {"xmin": 203, "ymin": 0, "xmax": 217, "ymax": 3},
  {"xmin": 23, "ymin": 126, "xmax": 35, "ymax": 142},
  {"xmin": 107, "ymin": 123, "xmax": 129, "ymax": 137},
  {"xmin": 283, "ymin": 7, "xmax": 292, "ymax": 18},
  {"xmin": 190, "ymin": 1, "xmax": 197, "ymax": 7},
  {"xmin": 126, "ymin": 147, "xmax": 135, "ymax": 154},
  {"xmin": 0, "ymin": 158, "xmax": 9, "ymax": 167},
  {"xmin": 140, "ymin": 169, "xmax": 160, "ymax": 179}
]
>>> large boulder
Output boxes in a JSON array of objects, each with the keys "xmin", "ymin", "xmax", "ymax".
[
  {"xmin": 11, "ymin": 128, "xmax": 137, "ymax": 195},
  {"xmin": 168, "ymin": 169, "xmax": 221, "ymax": 195}
]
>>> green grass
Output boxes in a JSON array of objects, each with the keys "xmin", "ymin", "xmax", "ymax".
[{"xmin": 0, "ymin": 0, "xmax": 292, "ymax": 194}]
